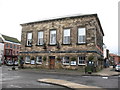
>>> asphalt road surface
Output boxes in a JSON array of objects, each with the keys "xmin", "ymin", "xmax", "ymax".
[{"xmin": 1, "ymin": 65, "xmax": 120, "ymax": 89}]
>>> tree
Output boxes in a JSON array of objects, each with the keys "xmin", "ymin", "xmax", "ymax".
[
  {"xmin": 31, "ymin": 56, "xmax": 35, "ymax": 60},
  {"xmin": 71, "ymin": 57, "xmax": 76, "ymax": 61},
  {"xmin": 88, "ymin": 55, "xmax": 94, "ymax": 61},
  {"xmin": 43, "ymin": 56, "xmax": 47, "ymax": 61}
]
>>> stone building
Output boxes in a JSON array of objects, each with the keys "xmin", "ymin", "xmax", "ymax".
[
  {"xmin": 20, "ymin": 14, "xmax": 104, "ymax": 71},
  {"xmin": 110, "ymin": 53, "xmax": 120, "ymax": 65}
]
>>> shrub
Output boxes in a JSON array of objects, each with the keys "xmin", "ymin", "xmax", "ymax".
[
  {"xmin": 71, "ymin": 57, "xmax": 76, "ymax": 61},
  {"xmin": 31, "ymin": 56, "xmax": 35, "ymax": 60},
  {"xmin": 43, "ymin": 56, "xmax": 47, "ymax": 61},
  {"xmin": 56, "ymin": 56, "xmax": 61, "ymax": 61},
  {"xmin": 19, "ymin": 56, "xmax": 23, "ymax": 59},
  {"xmin": 88, "ymin": 55, "xmax": 94, "ymax": 61}
]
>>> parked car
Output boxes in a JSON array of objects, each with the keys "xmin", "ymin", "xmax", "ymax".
[
  {"xmin": 115, "ymin": 64, "xmax": 120, "ymax": 71},
  {"xmin": 6, "ymin": 61, "xmax": 13, "ymax": 66},
  {"xmin": 0, "ymin": 59, "xmax": 2, "ymax": 66},
  {"xmin": 14, "ymin": 61, "xmax": 18, "ymax": 66}
]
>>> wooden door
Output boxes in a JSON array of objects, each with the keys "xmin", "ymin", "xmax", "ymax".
[{"xmin": 49, "ymin": 56, "xmax": 55, "ymax": 69}]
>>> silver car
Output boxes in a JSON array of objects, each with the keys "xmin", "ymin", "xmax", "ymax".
[{"xmin": 115, "ymin": 64, "xmax": 120, "ymax": 71}]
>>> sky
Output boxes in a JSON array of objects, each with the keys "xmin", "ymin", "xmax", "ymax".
[{"xmin": 0, "ymin": 0, "xmax": 119, "ymax": 55}]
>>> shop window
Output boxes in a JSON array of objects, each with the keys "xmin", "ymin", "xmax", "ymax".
[
  {"xmin": 63, "ymin": 56, "xmax": 69, "ymax": 65},
  {"xmin": 36, "ymin": 56, "xmax": 42, "ymax": 64},
  {"xmin": 78, "ymin": 56, "xmax": 86, "ymax": 65},
  {"xmin": 25, "ymin": 56, "xmax": 30, "ymax": 64}
]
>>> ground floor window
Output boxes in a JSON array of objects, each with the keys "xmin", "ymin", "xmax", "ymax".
[
  {"xmin": 25, "ymin": 56, "xmax": 30, "ymax": 64},
  {"xmin": 62, "ymin": 56, "xmax": 70, "ymax": 65},
  {"xmin": 36, "ymin": 56, "xmax": 42, "ymax": 64},
  {"xmin": 71, "ymin": 61, "xmax": 77, "ymax": 65},
  {"xmin": 78, "ymin": 56, "xmax": 86, "ymax": 65}
]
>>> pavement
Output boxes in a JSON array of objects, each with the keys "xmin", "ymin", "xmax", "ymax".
[
  {"xmin": 38, "ymin": 78, "xmax": 104, "ymax": 90},
  {"xmin": 37, "ymin": 66, "xmax": 119, "ymax": 89},
  {"xmin": 92, "ymin": 66, "xmax": 120, "ymax": 76},
  {"xmin": 27, "ymin": 66, "xmax": 120, "ymax": 76}
]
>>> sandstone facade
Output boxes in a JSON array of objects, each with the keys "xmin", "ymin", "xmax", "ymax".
[{"xmin": 20, "ymin": 14, "xmax": 104, "ymax": 71}]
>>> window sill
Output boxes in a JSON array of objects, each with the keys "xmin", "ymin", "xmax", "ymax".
[
  {"xmin": 63, "ymin": 64, "xmax": 70, "ymax": 65},
  {"xmin": 48, "ymin": 44, "xmax": 57, "ymax": 46},
  {"xmin": 70, "ymin": 64, "xmax": 77, "ymax": 66},
  {"xmin": 25, "ymin": 45, "xmax": 32, "ymax": 47},
  {"xmin": 36, "ymin": 44, "xmax": 44, "ymax": 46},
  {"xmin": 25, "ymin": 63, "xmax": 31, "ymax": 64},
  {"xmin": 76, "ymin": 43, "xmax": 86, "ymax": 45},
  {"xmin": 61, "ymin": 43, "xmax": 72, "ymax": 45},
  {"xmin": 78, "ymin": 64, "xmax": 86, "ymax": 65},
  {"xmin": 30, "ymin": 63, "xmax": 35, "ymax": 65},
  {"xmin": 36, "ymin": 63, "xmax": 42, "ymax": 65}
]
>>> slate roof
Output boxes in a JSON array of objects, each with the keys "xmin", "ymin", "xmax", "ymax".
[{"xmin": 2, "ymin": 34, "xmax": 20, "ymax": 43}]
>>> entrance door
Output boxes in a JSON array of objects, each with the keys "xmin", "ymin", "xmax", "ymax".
[{"xmin": 49, "ymin": 56, "xmax": 55, "ymax": 69}]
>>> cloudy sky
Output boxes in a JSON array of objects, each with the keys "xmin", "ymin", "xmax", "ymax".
[{"xmin": 0, "ymin": 0, "xmax": 119, "ymax": 55}]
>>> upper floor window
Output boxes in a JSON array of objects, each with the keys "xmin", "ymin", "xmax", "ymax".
[
  {"xmin": 50, "ymin": 30, "xmax": 56, "ymax": 45},
  {"xmin": 63, "ymin": 29, "xmax": 70, "ymax": 44},
  {"xmin": 78, "ymin": 56, "xmax": 86, "ymax": 65},
  {"xmin": 14, "ymin": 45, "xmax": 16, "ymax": 49},
  {"xmin": 38, "ymin": 31, "xmax": 44, "ymax": 45},
  {"xmin": 27, "ymin": 32, "xmax": 32, "ymax": 46},
  {"xmin": 10, "ymin": 44, "xmax": 12, "ymax": 48},
  {"xmin": 17, "ymin": 46, "xmax": 19, "ymax": 49},
  {"xmin": 78, "ymin": 28, "xmax": 86, "ymax": 44},
  {"xmin": 6, "ymin": 43, "xmax": 9, "ymax": 47}
]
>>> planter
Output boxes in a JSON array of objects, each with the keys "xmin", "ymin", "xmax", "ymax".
[
  {"xmin": 88, "ymin": 71, "xmax": 92, "ymax": 74},
  {"xmin": 85, "ymin": 65, "xmax": 93, "ymax": 74}
]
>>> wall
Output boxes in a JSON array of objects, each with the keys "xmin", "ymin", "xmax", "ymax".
[
  {"xmin": 0, "ymin": 43, "xmax": 4, "ymax": 60},
  {"xmin": 20, "ymin": 15, "xmax": 104, "ymax": 70}
]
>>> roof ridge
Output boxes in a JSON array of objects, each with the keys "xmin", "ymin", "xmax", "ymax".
[
  {"xmin": 1, "ymin": 34, "xmax": 20, "ymax": 43},
  {"xmin": 20, "ymin": 13, "xmax": 97, "ymax": 25},
  {"xmin": 2, "ymin": 34, "xmax": 17, "ymax": 39}
]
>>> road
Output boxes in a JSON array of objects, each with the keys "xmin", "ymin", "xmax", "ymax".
[{"xmin": 1, "ymin": 65, "xmax": 119, "ymax": 89}]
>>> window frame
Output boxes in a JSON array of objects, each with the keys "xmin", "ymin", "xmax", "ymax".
[
  {"xmin": 25, "ymin": 56, "xmax": 30, "ymax": 64},
  {"xmin": 26, "ymin": 32, "xmax": 33, "ymax": 46},
  {"xmin": 37, "ymin": 31, "xmax": 44, "ymax": 45},
  {"xmin": 78, "ymin": 56, "xmax": 86, "ymax": 65},
  {"xmin": 36, "ymin": 56, "xmax": 42, "ymax": 64},
  {"xmin": 10, "ymin": 44, "xmax": 12, "ymax": 48},
  {"xmin": 77, "ymin": 27, "xmax": 86, "ymax": 44},
  {"xmin": 63, "ymin": 28, "xmax": 71, "ymax": 45},
  {"xmin": 14, "ymin": 45, "xmax": 16, "ymax": 49},
  {"xmin": 17, "ymin": 46, "xmax": 19, "ymax": 49},
  {"xmin": 62, "ymin": 56, "xmax": 70, "ymax": 65},
  {"xmin": 49, "ymin": 29, "xmax": 57, "ymax": 45},
  {"xmin": 6, "ymin": 43, "xmax": 9, "ymax": 48},
  {"xmin": 70, "ymin": 60, "xmax": 77, "ymax": 65}
]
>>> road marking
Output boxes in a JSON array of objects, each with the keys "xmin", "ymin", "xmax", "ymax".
[
  {"xmin": 102, "ymin": 77, "xmax": 108, "ymax": 79},
  {"xmin": 9, "ymin": 85, "xmax": 22, "ymax": 88}
]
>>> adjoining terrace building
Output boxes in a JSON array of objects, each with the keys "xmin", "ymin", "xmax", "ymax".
[
  {"xmin": 0, "ymin": 34, "xmax": 21, "ymax": 63},
  {"xmin": 20, "ymin": 14, "xmax": 104, "ymax": 71}
]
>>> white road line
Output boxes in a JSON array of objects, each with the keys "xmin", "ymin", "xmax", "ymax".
[
  {"xmin": 102, "ymin": 77, "xmax": 108, "ymax": 79},
  {"xmin": 9, "ymin": 85, "xmax": 22, "ymax": 88}
]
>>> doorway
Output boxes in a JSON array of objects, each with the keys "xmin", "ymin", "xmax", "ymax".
[{"xmin": 49, "ymin": 56, "xmax": 55, "ymax": 69}]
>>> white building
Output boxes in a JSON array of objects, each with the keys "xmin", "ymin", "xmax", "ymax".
[
  {"xmin": 0, "ymin": 43, "xmax": 4, "ymax": 61},
  {"xmin": 103, "ymin": 44, "xmax": 109, "ymax": 67}
]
